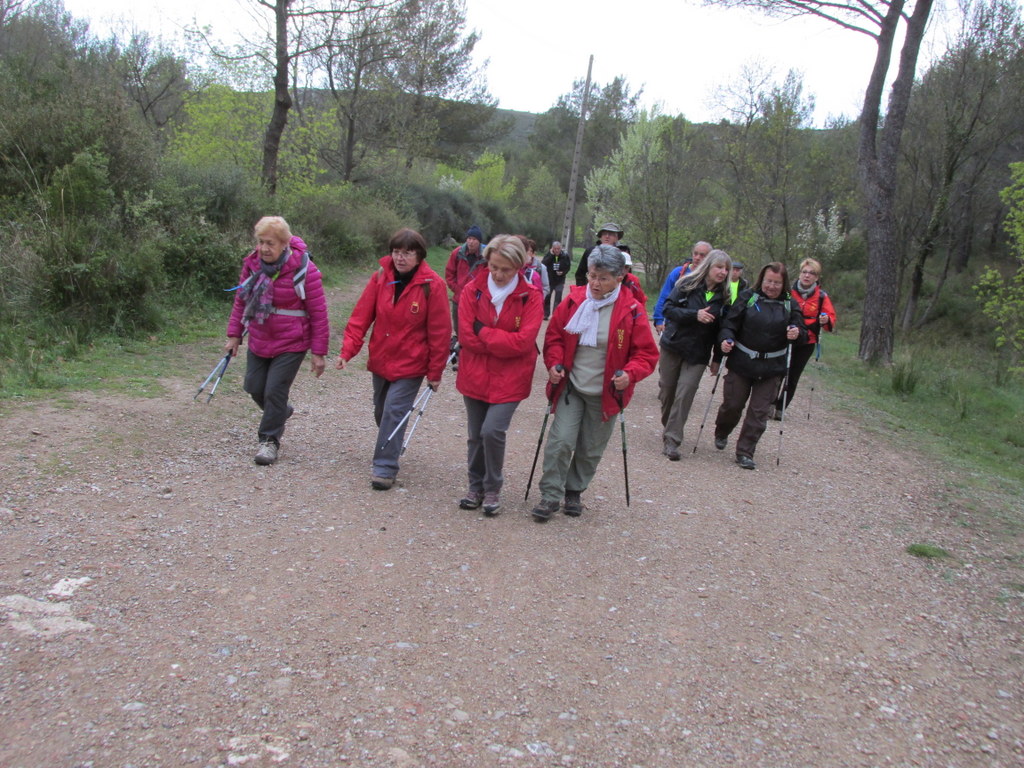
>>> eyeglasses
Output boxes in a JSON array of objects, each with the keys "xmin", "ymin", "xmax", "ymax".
[{"xmin": 392, "ymin": 249, "xmax": 418, "ymax": 260}]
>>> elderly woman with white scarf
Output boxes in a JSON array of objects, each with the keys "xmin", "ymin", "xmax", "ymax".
[{"xmin": 531, "ymin": 245, "xmax": 659, "ymax": 521}]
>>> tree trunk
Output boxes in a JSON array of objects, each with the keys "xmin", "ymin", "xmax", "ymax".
[
  {"xmin": 858, "ymin": 0, "xmax": 934, "ymax": 364},
  {"xmin": 261, "ymin": 0, "xmax": 292, "ymax": 194}
]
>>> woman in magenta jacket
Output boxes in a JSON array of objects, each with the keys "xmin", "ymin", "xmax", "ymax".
[
  {"xmin": 531, "ymin": 244, "xmax": 659, "ymax": 521},
  {"xmin": 336, "ymin": 228, "xmax": 452, "ymax": 490},
  {"xmin": 225, "ymin": 216, "xmax": 330, "ymax": 466},
  {"xmin": 455, "ymin": 234, "xmax": 544, "ymax": 516}
]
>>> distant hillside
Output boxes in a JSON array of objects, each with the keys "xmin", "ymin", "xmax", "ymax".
[{"xmin": 491, "ymin": 107, "xmax": 539, "ymax": 153}]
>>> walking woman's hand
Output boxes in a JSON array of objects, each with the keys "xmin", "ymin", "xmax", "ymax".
[
  {"xmin": 611, "ymin": 370, "xmax": 630, "ymax": 391},
  {"xmin": 310, "ymin": 354, "xmax": 326, "ymax": 378},
  {"xmin": 547, "ymin": 364, "xmax": 565, "ymax": 385},
  {"xmin": 335, "ymin": 355, "xmax": 347, "ymax": 371},
  {"xmin": 428, "ymin": 380, "xmax": 440, "ymax": 392},
  {"xmin": 224, "ymin": 336, "xmax": 241, "ymax": 357}
]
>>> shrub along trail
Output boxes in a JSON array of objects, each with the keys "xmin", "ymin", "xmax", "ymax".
[{"xmin": 1, "ymin": 285, "xmax": 1021, "ymax": 767}]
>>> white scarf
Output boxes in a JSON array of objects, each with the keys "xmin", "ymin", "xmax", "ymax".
[
  {"xmin": 488, "ymin": 273, "xmax": 518, "ymax": 317},
  {"xmin": 565, "ymin": 284, "xmax": 621, "ymax": 347}
]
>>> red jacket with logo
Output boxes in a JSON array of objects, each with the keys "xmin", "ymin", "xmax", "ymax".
[
  {"xmin": 456, "ymin": 270, "xmax": 543, "ymax": 404},
  {"xmin": 543, "ymin": 285, "xmax": 659, "ymax": 421},
  {"xmin": 340, "ymin": 256, "xmax": 452, "ymax": 382},
  {"xmin": 793, "ymin": 284, "xmax": 836, "ymax": 345}
]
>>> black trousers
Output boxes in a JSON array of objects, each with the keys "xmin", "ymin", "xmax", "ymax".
[{"xmin": 244, "ymin": 350, "xmax": 305, "ymax": 445}]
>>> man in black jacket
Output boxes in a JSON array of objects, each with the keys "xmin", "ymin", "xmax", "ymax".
[
  {"xmin": 542, "ymin": 241, "xmax": 571, "ymax": 318},
  {"xmin": 574, "ymin": 222, "xmax": 624, "ymax": 286}
]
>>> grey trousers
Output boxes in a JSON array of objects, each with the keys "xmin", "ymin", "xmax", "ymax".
[
  {"xmin": 539, "ymin": 387, "xmax": 616, "ymax": 504},
  {"xmin": 244, "ymin": 350, "xmax": 305, "ymax": 445},
  {"xmin": 463, "ymin": 397, "xmax": 520, "ymax": 495},
  {"xmin": 714, "ymin": 370, "xmax": 781, "ymax": 459},
  {"xmin": 371, "ymin": 375, "xmax": 424, "ymax": 479},
  {"xmin": 658, "ymin": 346, "xmax": 706, "ymax": 446}
]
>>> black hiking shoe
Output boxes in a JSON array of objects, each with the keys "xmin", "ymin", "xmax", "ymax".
[
  {"xmin": 563, "ymin": 491, "xmax": 584, "ymax": 517},
  {"xmin": 714, "ymin": 436, "xmax": 727, "ymax": 450},
  {"xmin": 736, "ymin": 454, "xmax": 756, "ymax": 470},
  {"xmin": 531, "ymin": 499, "xmax": 559, "ymax": 522}
]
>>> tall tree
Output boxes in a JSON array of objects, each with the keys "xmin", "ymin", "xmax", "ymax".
[
  {"xmin": 711, "ymin": 0, "xmax": 936, "ymax": 364},
  {"xmin": 585, "ymin": 112, "xmax": 717, "ymax": 288},
  {"xmin": 388, "ymin": 0, "xmax": 495, "ymax": 167},
  {"xmin": 897, "ymin": 0, "xmax": 1024, "ymax": 330},
  {"xmin": 193, "ymin": 0, "xmax": 384, "ymax": 193}
]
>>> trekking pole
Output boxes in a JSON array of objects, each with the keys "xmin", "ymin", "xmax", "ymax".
[
  {"xmin": 524, "ymin": 364, "xmax": 563, "ymax": 501},
  {"xmin": 382, "ymin": 349, "xmax": 456, "ymax": 448},
  {"xmin": 384, "ymin": 386, "xmax": 432, "ymax": 446},
  {"xmin": 194, "ymin": 351, "xmax": 232, "ymax": 403},
  {"xmin": 399, "ymin": 387, "xmax": 434, "ymax": 456},
  {"xmin": 807, "ymin": 340, "xmax": 821, "ymax": 421},
  {"xmin": 776, "ymin": 344, "xmax": 793, "ymax": 466},
  {"xmin": 692, "ymin": 361, "xmax": 725, "ymax": 454},
  {"xmin": 613, "ymin": 370, "xmax": 630, "ymax": 507}
]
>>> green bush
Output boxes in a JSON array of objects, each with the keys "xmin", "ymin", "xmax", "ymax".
[
  {"xmin": 284, "ymin": 183, "xmax": 407, "ymax": 263},
  {"xmin": 159, "ymin": 223, "xmax": 243, "ymax": 296}
]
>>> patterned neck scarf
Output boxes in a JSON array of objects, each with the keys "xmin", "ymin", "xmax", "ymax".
[{"xmin": 241, "ymin": 249, "xmax": 289, "ymax": 325}]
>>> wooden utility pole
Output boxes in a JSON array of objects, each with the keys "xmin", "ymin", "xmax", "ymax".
[{"xmin": 560, "ymin": 55, "xmax": 593, "ymax": 258}]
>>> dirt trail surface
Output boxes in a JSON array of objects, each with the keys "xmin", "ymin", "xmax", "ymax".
[{"xmin": 1, "ymin": 286, "xmax": 1021, "ymax": 768}]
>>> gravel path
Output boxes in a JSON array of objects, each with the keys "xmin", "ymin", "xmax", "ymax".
[{"xmin": 1, "ymin": 286, "xmax": 1021, "ymax": 767}]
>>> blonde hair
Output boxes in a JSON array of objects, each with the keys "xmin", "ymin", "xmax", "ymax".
[
  {"xmin": 485, "ymin": 234, "xmax": 528, "ymax": 269},
  {"xmin": 799, "ymin": 258, "xmax": 822, "ymax": 278},
  {"xmin": 254, "ymin": 216, "xmax": 292, "ymax": 244}
]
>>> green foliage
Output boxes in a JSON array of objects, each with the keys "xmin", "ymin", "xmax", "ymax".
[
  {"xmin": 512, "ymin": 163, "xmax": 564, "ymax": 243},
  {"xmin": 168, "ymin": 85, "xmax": 265, "ymax": 179},
  {"xmin": 283, "ymin": 183, "xmax": 408, "ymax": 263}
]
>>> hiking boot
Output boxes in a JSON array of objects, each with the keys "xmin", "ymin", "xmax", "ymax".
[
  {"xmin": 531, "ymin": 499, "xmax": 560, "ymax": 522},
  {"xmin": 286, "ymin": 404, "xmax": 295, "ymax": 420},
  {"xmin": 714, "ymin": 436, "xmax": 727, "ymax": 450},
  {"xmin": 771, "ymin": 407, "xmax": 783, "ymax": 421},
  {"xmin": 371, "ymin": 475, "xmax": 395, "ymax": 490},
  {"xmin": 662, "ymin": 438, "xmax": 681, "ymax": 461},
  {"xmin": 563, "ymin": 491, "xmax": 585, "ymax": 517},
  {"xmin": 483, "ymin": 492, "xmax": 501, "ymax": 516},
  {"xmin": 459, "ymin": 491, "xmax": 483, "ymax": 510},
  {"xmin": 254, "ymin": 441, "xmax": 279, "ymax": 465},
  {"xmin": 736, "ymin": 454, "xmax": 756, "ymax": 470}
]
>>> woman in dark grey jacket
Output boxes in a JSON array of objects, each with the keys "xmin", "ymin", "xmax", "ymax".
[
  {"xmin": 658, "ymin": 249, "xmax": 732, "ymax": 460},
  {"xmin": 713, "ymin": 262, "xmax": 806, "ymax": 469}
]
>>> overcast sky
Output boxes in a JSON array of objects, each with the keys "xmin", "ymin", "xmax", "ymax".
[{"xmin": 61, "ymin": 0, "xmax": 960, "ymax": 126}]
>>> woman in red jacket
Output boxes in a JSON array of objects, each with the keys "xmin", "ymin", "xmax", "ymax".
[
  {"xmin": 455, "ymin": 235, "xmax": 544, "ymax": 515},
  {"xmin": 531, "ymin": 245, "xmax": 659, "ymax": 521},
  {"xmin": 336, "ymin": 228, "xmax": 452, "ymax": 490},
  {"xmin": 773, "ymin": 258, "xmax": 837, "ymax": 417},
  {"xmin": 225, "ymin": 216, "xmax": 329, "ymax": 466}
]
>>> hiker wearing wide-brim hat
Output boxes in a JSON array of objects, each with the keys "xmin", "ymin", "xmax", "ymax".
[
  {"xmin": 337, "ymin": 228, "xmax": 452, "ymax": 491},
  {"xmin": 574, "ymin": 222, "xmax": 624, "ymax": 286},
  {"xmin": 225, "ymin": 216, "xmax": 330, "ymax": 466}
]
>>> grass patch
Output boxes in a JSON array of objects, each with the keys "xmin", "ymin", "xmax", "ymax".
[
  {"xmin": 0, "ymin": 258, "xmax": 366, "ymax": 406},
  {"xmin": 815, "ymin": 327, "xmax": 1024, "ymax": 532},
  {"xmin": 906, "ymin": 543, "xmax": 952, "ymax": 559}
]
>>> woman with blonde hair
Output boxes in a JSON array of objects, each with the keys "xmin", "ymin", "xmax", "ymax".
[
  {"xmin": 773, "ymin": 257, "xmax": 836, "ymax": 417},
  {"xmin": 455, "ymin": 234, "xmax": 544, "ymax": 515},
  {"xmin": 657, "ymin": 249, "xmax": 732, "ymax": 459},
  {"xmin": 225, "ymin": 216, "xmax": 329, "ymax": 465}
]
